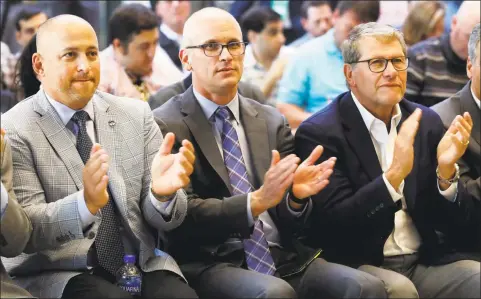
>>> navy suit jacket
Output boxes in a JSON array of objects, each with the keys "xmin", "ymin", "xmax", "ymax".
[{"xmin": 295, "ymin": 91, "xmax": 480, "ymax": 267}]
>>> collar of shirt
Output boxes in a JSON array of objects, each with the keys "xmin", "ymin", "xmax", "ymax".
[
  {"xmin": 193, "ymin": 87, "xmax": 240, "ymax": 123},
  {"xmin": 42, "ymin": 86, "xmax": 95, "ymax": 126},
  {"xmin": 160, "ymin": 23, "xmax": 182, "ymax": 45},
  {"xmin": 324, "ymin": 28, "xmax": 342, "ymax": 58},
  {"xmin": 470, "ymin": 85, "xmax": 481, "ymax": 109},
  {"xmin": 351, "ymin": 91, "xmax": 402, "ymax": 144}
]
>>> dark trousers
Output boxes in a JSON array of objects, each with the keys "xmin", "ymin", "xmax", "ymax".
[{"xmin": 61, "ymin": 266, "xmax": 199, "ymax": 299}]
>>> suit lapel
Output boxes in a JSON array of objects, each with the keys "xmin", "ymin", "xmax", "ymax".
[
  {"xmin": 181, "ymin": 87, "xmax": 232, "ymax": 193},
  {"xmin": 398, "ymin": 101, "xmax": 420, "ymax": 212},
  {"xmin": 239, "ymin": 96, "xmax": 270, "ymax": 188},
  {"xmin": 33, "ymin": 90, "xmax": 84, "ymax": 190},
  {"xmin": 92, "ymin": 93, "xmax": 128, "ymax": 219},
  {"xmin": 460, "ymin": 82, "xmax": 481, "ymax": 149},
  {"xmin": 340, "ymin": 93, "xmax": 383, "ymax": 181}
]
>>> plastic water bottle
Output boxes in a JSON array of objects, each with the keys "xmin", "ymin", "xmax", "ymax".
[{"xmin": 116, "ymin": 255, "xmax": 142, "ymax": 296}]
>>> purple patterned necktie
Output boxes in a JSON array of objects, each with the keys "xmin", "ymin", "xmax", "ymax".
[
  {"xmin": 72, "ymin": 111, "xmax": 125, "ymax": 275},
  {"xmin": 215, "ymin": 106, "xmax": 276, "ymax": 276}
]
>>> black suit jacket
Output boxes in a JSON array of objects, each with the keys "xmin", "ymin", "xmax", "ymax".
[
  {"xmin": 148, "ymin": 73, "xmax": 267, "ymax": 111},
  {"xmin": 295, "ymin": 92, "xmax": 480, "ymax": 268},
  {"xmin": 159, "ymin": 29, "xmax": 182, "ymax": 71},
  {"xmin": 153, "ymin": 86, "xmax": 319, "ymax": 279}
]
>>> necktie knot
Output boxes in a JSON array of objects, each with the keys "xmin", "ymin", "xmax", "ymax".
[
  {"xmin": 216, "ymin": 106, "xmax": 231, "ymax": 121},
  {"xmin": 71, "ymin": 110, "xmax": 90, "ymax": 126}
]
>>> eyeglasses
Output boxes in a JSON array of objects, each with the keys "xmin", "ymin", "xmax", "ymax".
[
  {"xmin": 349, "ymin": 57, "xmax": 409, "ymax": 73},
  {"xmin": 185, "ymin": 41, "xmax": 247, "ymax": 57}
]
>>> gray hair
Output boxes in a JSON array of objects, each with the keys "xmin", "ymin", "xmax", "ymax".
[
  {"xmin": 342, "ymin": 22, "xmax": 407, "ymax": 64},
  {"xmin": 468, "ymin": 23, "xmax": 480, "ymax": 63}
]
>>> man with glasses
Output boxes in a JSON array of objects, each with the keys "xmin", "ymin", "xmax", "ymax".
[
  {"xmin": 153, "ymin": 7, "xmax": 389, "ymax": 299},
  {"xmin": 296, "ymin": 22, "xmax": 480, "ymax": 298}
]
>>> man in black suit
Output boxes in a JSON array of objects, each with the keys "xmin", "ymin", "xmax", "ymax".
[
  {"xmin": 153, "ymin": 7, "xmax": 388, "ymax": 299},
  {"xmin": 433, "ymin": 23, "xmax": 480, "ymax": 203},
  {"xmin": 432, "ymin": 23, "xmax": 480, "ymax": 252},
  {"xmin": 154, "ymin": 1, "xmax": 191, "ymax": 70},
  {"xmin": 296, "ymin": 22, "xmax": 480, "ymax": 298}
]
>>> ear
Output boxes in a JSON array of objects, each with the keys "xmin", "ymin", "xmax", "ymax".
[
  {"xmin": 179, "ymin": 49, "xmax": 192, "ymax": 71},
  {"xmin": 247, "ymin": 30, "xmax": 257, "ymax": 44},
  {"xmin": 451, "ymin": 15, "xmax": 457, "ymax": 31},
  {"xmin": 466, "ymin": 56, "xmax": 473, "ymax": 79},
  {"xmin": 112, "ymin": 38, "xmax": 127, "ymax": 54},
  {"xmin": 32, "ymin": 53, "xmax": 44, "ymax": 77},
  {"xmin": 343, "ymin": 63, "xmax": 355, "ymax": 88},
  {"xmin": 331, "ymin": 9, "xmax": 341, "ymax": 24},
  {"xmin": 15, "ymin": 31, "xmax": 21, "ymax": 43},
  {"xmin": 300, "ymin": 18, "xmax": 308, "ymax": 31}
]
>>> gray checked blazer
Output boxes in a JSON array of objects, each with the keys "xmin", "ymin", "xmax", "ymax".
[{"xmin": 1, "ymin": 90, "xmax": 188, "ymax": 298}]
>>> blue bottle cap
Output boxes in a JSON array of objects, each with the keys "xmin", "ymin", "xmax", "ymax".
[{"xmin": 124, "ymin": 255, "xmax": 136, "ymax": 264}]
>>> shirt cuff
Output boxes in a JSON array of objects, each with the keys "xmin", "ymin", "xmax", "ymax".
[
  {"xmin": 286, "ymin": 193, "xmax": 309, "ymax": 215},
  {"xmin": 77, "ymin": 191, "xmax": 97, "ymax": 230},
  {"xmin": 437, "ymin": 180, "xmax": 458, "ymax": 202},
  {"xmin": 0, "ymin": 183, "xmax": 8, "ymax": 220},
  {"xmin": 247, "ymin": 193, "xmax": 255, "ymax": 227},
  {"xmin": 149, "ymin": 191, "xmax": 176, "ymax": 217},
  {"xmin": 382, "ymin": 173, "xmax": 404, "ymax": 203}
]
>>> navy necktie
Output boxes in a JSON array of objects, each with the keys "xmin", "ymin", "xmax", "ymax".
[
  {"xmin": 71, "ymin": 111, "xmax": 125, "ymax": 275},
  {"xmin": 215, "ymin": 107, "xmax": 276, "ymax": 275}
]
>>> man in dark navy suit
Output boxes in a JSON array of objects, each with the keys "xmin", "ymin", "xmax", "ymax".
[{"xmin": 296, "ymin": 22, "xmax": 480, "ymax": 298}]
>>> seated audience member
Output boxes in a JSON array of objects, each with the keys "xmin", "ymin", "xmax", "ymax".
[
  {"xmin": 2, "ymin": 15, "xmax": 198, "ymax": 299},
  {"xmin": 289, "ymin": 1, "xmax": 334, "ymax": 48},
  {"xmin": 277, "ymin": 1, "xmax": 380, "ymax": 129},
  {"xmin": 4, "ymin": 6, "xmax": 48, "ymax": 90},
  {"xmin": 296, "ymin": 22, "xmax": 480, "ymax": 298},
  {"xmin": 148, "ymin": 72, "xmax": 266, "ymax": 110},
  {"xmin": 240, "ymin": 6, "xmax": 293, "ymax": 106},
  {"xmin": 153, "ymin": 7, "xmax": 388, "ymax": 299},
  {"xmin": 13, "ymin": 33, "xmax": 40, "ymax": 101},
  {"xmin": 99, "ymin": 4, "xmax": 182, "ymax": 101},
  {"xmin": 406, "ymin": 1, "xmax": 480, "ymax": 106},
  {"xmin": 155, "ymin": 0, "xmax": 191, "ymax": 71},
  {"xmin": 402, "ymin": 1, "xmax": 445, "ymax": 47},
  {"xmin": 1, "ymin": 42, "xmax": 15, "ymax": 90},
  {"xmin": 1, "ymin": 129, "xmax": 33, "ymax": 298},
  {"xmin": 432, "ymin": 23, "xmax": 481, "ymax": 247}
]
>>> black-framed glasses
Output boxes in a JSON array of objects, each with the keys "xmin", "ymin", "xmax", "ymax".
[
  {"xmin": 185, "ymin": 41, "xmax": 247, "ymax": 57},
  {"xmin": 349, "ymin": 57, "xmax": 409, "ymax": 73}
]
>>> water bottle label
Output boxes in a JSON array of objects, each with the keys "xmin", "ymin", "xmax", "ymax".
[{"xmin": 118, "ymin": 276, "xmax": 142, "ymax": 296}]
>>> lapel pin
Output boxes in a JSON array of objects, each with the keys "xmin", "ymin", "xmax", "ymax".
[{"xmin": 109, "ymin": 120, "xmax": 116, "ymax": 127}]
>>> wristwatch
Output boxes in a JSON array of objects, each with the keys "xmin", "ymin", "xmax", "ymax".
[{"xmin": 436, "ymin": 163, "xmax": 460, "ymax": 184}]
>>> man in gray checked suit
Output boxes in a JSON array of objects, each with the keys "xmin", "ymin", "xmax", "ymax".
[
  {"xmin": 1, "ymin": 15, "xmax": 198, "ymax": 299},
  {"xmin": 1, "ymin": 129, "xmax": 34, "ymax": 298}
]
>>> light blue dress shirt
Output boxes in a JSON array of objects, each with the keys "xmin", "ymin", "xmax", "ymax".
[
  {"xmin": 277, "ymin": 28, "xmax": 348, "ymax": 113},
  {"xmin": 193, "ymin": 89, "xmax": 308, "ymax": 247}
]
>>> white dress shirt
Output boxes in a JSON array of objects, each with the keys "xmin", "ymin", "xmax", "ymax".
[
  {"xmin": 42, "ymin": 88, "xmax": 173, "ymax": 232},
  {"xmin": 193, "ymin": 88, "xmax": 308, "ymax": 248},
  {"xmin": 471, "ymin": 87, "xmax": 480, "ymax": 109},
  {"xmin": 160, "ymin": 23, "xmax": 183, "ymax": 46},
  {"xmin": 351, "ymin": 92, "xmax": 457, "ymax": 257}
]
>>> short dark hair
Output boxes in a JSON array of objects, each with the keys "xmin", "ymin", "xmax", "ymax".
[
  {"xmin": 15, "ymin": 6, "xmax": 46, "ymax": 32},
  {"xmin": 336, "ymin": 1, "xmax": 380, "ymax": 23},
  {"xmin": 301, "ymin": 1, "xmax": 333, "ymax": 19},
  {"xmin": 240, "ymin": 6, "xmax": 282, "ymax": 34},
  {"xmin": 108, "ymin": 3, "xmax": 159, "ymax": 46}
]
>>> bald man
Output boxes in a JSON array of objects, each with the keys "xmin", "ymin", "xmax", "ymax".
[
  {"xmin": 153, "ymin": 7, "xmax": 388, "ymax": 299},
  {"xmin": 1, "ymin": 15, "xmax": 198, "ymax": 299},
  {"xmin": 406, "ymin": 0, "xmax": 481, "ymax": 106}
]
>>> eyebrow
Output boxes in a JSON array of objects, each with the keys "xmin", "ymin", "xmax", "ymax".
[
  {"xmin": 61, "ymin": 46, "xmax": 98, "ymax": 52},
  {"xmin": 200, "ymin": 38, "xmax": 241, "ymax": 44}
]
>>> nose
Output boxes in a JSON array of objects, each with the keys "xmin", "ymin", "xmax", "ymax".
[
  {"xmin": 77, "ymin": 54, "xmax": 90, "ymax": 72},
  {"xmin": 279, "ymin": 32, "xmax": 286, "ymax": 45},
  {"xmin": 147, "ymin": 45, "xmax": 156, "ymax": 59},
  {"xmin": 383, "ymin": 60, "xmax": 398, "ymax": 78},
  {"xmin": 219, "ymin": 45, "xmax": 233, "ymax": 61}
]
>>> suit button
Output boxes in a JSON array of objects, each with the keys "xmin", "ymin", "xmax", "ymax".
[
  {"xmin": 88, "ymin": 232, "xmax": 96, "ymax": 239},
  {"xmin": 375, "ymin": 206, "xmax": 380, "ymax": 211},
  {"xmin": 367, "ymin": 213, "xmax": 371, "ymax": 218},
  {"xmin": 380, "ymin": 203, "xmax": 384, "ymax": 208}
]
